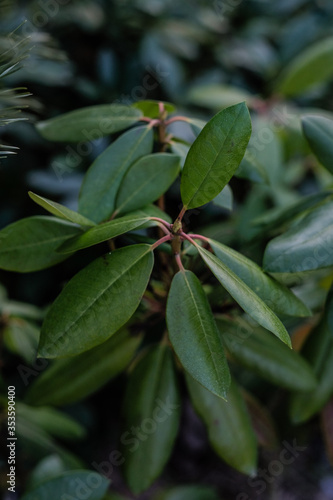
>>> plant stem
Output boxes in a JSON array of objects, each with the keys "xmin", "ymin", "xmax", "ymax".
[
  {"xmin": 174, "ymin": 252, "xmax": 185, "ymax": 272},
  {"xmin": 185, "ymin": 233, "xmax": 210, "ymax": 244},
  {"xmin": 151, "ymin": 234, "xmax": 172, "ymax": 250},
  {"xmin": 165, "ymin": 116, "xmax": 189, "ymax": 125}
]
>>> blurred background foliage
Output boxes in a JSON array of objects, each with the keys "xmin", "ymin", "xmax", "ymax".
[{"xmin": 1, "ymin": 0, "xmax": 333, "ymax": 499}]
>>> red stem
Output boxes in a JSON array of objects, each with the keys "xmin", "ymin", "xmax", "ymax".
[
  {"xmin": 165, "ymin": 116, "xmax": 189, "ymax": 125},
  {"xmin": 149, "ymin": 217, "xmax": 172, "ymax": 229},
  {"xmin": 175, "ymin": 253, "xmax": 185, "ymax": 272},
  {"xmin": 151, "ymin": 234, "xmax": 172, "ymax": 250}
]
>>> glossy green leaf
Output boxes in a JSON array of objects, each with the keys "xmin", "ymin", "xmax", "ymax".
[
  {"xmin": 132, "ymin": 100, "xmax": 176, "ymax": 117},
  {"xmin": 38, "ymin": 244, "xmax": 154, "ymax": 358},
  {"xmin": 25, "ymin": 329, "xmax": 141, "ymax": 406},
  {"xmin": 79, "ymin": 125, "xmax": 153, "ymax": 223},
  {"xmin": 302, "ymin": 115, "xmax": 333, "ymax": 174},
  {"xmin": 36, "ymin": 104, "xmax": 142, "ymax": 142},
  {"xmin": 166, "ymin": 270, "xmax": 230, "ymax": 399},
  {"xmin": 17, "ymin": 403, "xmax": 85, "ymax": 440},
  {"xmin": 0, "ymin": 216, "xmax": 82, "ymax": 272},
  {"xmin": 186, "ymin": 374, "xmax": 257, "ymax": 476},
  {"xmin": 216, "ymin": 317, "xmax": 316, "ymax": 391},
  {"xmin": 58, "ymin": 213, "xmax": 152, "ymax": 254},
  {"xmin": 212, "ymin": 185, "xmax": 233, "ymax": 211},
  {"xmin": 263, "ymin": 199, "xmax": 333, "ymax": 273},
  {"xmin": 196, "ymin": 246, "xmax": 292, "ymax": 347},
  {"xmin": 180, "ymin": 103, "xmax": 251, "ymax": 209},
  {"xmin": 114, "ymin": 153, "xmax": 180, "ymax": 216},
  {"xmin": 21, "ymin": 471, "xmax": 109, "ymax": 500},
  {"xmin": 28, "ymin": 191, "xmax": 95, "ymax": 227},
  {"xmin": 276, "ymin": 36, "xmax": 333, "ymax": 97},
  {"xmin": 158, "ymin": 485, "xmax": 219, "ymax": 500},
  {"xmin": 122, "ymin": 345, "xmax": 180, "ymax": 494},
  {"xmin": 209, "ymin": 239, "xmax": 311, "ymax": 317}
]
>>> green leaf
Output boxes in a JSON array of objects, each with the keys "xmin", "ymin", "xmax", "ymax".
[
  {"xmin": 3, "ymin": 319, "xmax": 39, "ymax": 364},
  {"xmin": 0, "ymin": 216, "xmax": 82, "ymax": 272},
  {"xmin": 186, "ymin": 374, "xmax": 257, "ymax": 476},
  {"xmin": 276, "ymin": 37, "xmax": 333, "ymax": 97},
  {"xmin": 180, "ymin": 102, "xmax": 251, "ymax": 209},
  {"xmin": 212, "ymin": 185, "xmax": 233, "ymax": 211},
  {"xmin": 166, "ymin": 270, "xmax": 230, "ymax": 399},
  {"xmin": 132, "ymin": 100, "xmax": 176, "ymax": 117},
  {"xmin": 57, "ymin": 213, "xmax": 153, "ymax": 254},
  {"xmin": 25, "ymin": 329, "xmax": 141, "ymax": 406},
  {"xmin": 28, "ymin": 191, "xmax": 95, "ymax": 227},
  {"xmin": 21, "ymin": 471, "xmax": 109, "ymax": 500},
  {"xmin": 209, "ymin": 239, "xmax": 311, "ymax": 317},
  {"xmin": 196, "ymin": 246, "xmax": 292, "ymax": 347},
  {"xmin": 38, "ymin": 244, "xmax": 154, "ymax": 358},
  {"xmin": 216, "ymin": 317, "xmax": 317, "ymax": 391},
  {"xmin": 36, "ymin": 104, "xmax": 143, "ymax": 142},
  {"xmin": 122, "ymin": 345, "xmax": 180, "ymax": 494},
  {"xmin": 17, "ymin": 403, "xmax": 86, "ymax": 440},
  {"xmin": 290, "ymin": 292, "xmax": 333, "ymax": 423},
  {"xmin": 302, "ymin": 115, "xmax": 333, "ymax": 174},
  {"xmin": 263, "ymin": 199, "xmax": 333, "ymax": 273},
  {"xmin": 187, "ymin": 84, "xmax": 255, "ymax": 110},
  {"xmin": 235, "ymin": 151, "xmax": 268, "ymax": 184},
  {"xmin": 78, "ymin": 125, "xmax": 153, "ymax": 223},
  {"xmin": 114, "ymin": 153, "xmax": 180, "ymax": 216},
  {"xmin": 158, "ymin": 485, "xmax": 219, "ymax": 500}
]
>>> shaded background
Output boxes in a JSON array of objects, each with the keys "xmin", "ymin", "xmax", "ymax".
[{"xmin": 1, "ymin": 1, "xmax": 333, "ymax": 499}]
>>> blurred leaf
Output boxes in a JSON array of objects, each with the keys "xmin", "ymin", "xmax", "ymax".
[
  {"xmin": 235, "ymin": 151, "xmax": 268, "ymax": 184},
  {"xmin": 132, "ymin": 100, "xmax": 176, "ymax": 117},
  {"xmin": 181, "ymin": 103, "xmax": 251, "ymax": 209},
  {"xmin": 28, "ymin": 455, "xmax": 69, "ymax": 491},
  {"xmin": 209, "ymin": 238, "xmax": 311, "ymax": 317},
  {"xmin": 29, "ymin": 191, "xmax": 95, "ymax": 227},
  {"xmin": 186, "ymin": 374, "xmax": 257, "ymax": 476},
  {"xmin": 212, "ymin": 185, "xmax": 233, "ymax": 211},
  {"xmin": 21, "ymin": 471, "xmax": 109, "ymax": 500},
  {"xmin": 122, "ymin": 345, "xmax": 180, "ymax": 494},
  {"xmin": 321, "ymin": 398, "xmax": 333, "ymax": 466},
  {"xmin": 276, "ymin": 36, "xmax": 333, "ymax": 96},
  {"xmin": 58, "ymin": 213, "xmax": 152, "ymax": 254},
  {"xmin": 26, "ymin": 329, "xmax": 141, "ymax": 406},
  {"xmin": 38, "ymin": 245, "xmax": 153, "ymax": 358},
  {"xmin": 0, "ymin": 216, "xmax": 82, "ymax": 272},
  {"xmin": 114, "ymin": 153, "xmax": 180, "ymax": 216},
  {"xmin": 3, "ymin": 319, "xmax": 39, "ymax": 363},
  {"xmin": 242, "ymin": 390, "xmax": 278, "ymax": 450},
  {"xmin": 36, "ymin": 105, "xmax": 143, "ymax": 142},
  {"xmin": 302, "ymin": 114, "xmax": 333, "ymax": 174},
  {"xmin": 217, "ymin": 317, "xmax": 316, "ymax": 391},
  {"xmin": 17, "ymin": 403, "xmax": 86, "ymax": 440},
  {"xmin": 187, "ymin": 84, "xmax": 255, "ymax": 110},
  {"xmin": 157, "ymin": 485, "xmax": 219, "ymax": 500},
  {"xmin": 166, "ymin": 270, "xmax": 230, "ymax": 399},
  {"xmin": 263, "ymin": 199, "xmax": 333, "ymax": 273},
  {"xmin": 197, "ymin": 246, "xmax": 292, "ymax": 347},
  {"xmin": 79, "ymin": 125, "xmax": 153, "ymax": 223}
]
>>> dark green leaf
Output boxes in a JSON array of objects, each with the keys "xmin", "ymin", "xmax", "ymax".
[
  {"xmin": 21, "ymin": 471, "xmax": 109, "ymax": 500},
  {"xmin": 28, "ymin": 191, "xmax": 95, "ymax": 227},
  {"xmin": 36, "ymin": 104, "xmax": 142, "ymax": 142},
  {"xmin": 180, "ymin": 103, "xmax": 251, "ymax": 209},
  {"xmin": 158, "ymin": 485, "xmax": 219, "ymax": 500},
  {"xmin": 197, "ymin": 246, "xmax": 292, "ymax": 347},
  {"xmin": 79, "ymin": 125, "xmax": 153, "ymax": 223},
  {"xmin": 263, "ymin": 199, "xmax": 333, "ymax": 273},
  {"xmin": 210, "ymin": 239, "xmax": 311, "ymax": 317},
  {"xmin": 114, "ymin": 153, "xmax": 180, "ymax": 216},
  {"xmin": 276, "ymin": 36, "xmax": 333, "ymax": 97},
  {"xmin": 38, "ymin": 244, "xmax": 153, "ymax": 358},
  {"xmin": 186, "ymin": 374, "xmax": 257, "ymax": 476},
  {"xmin": 17, "ymin": 403, "xmax": 85, "ymax": 440},
  {"xmin": 166, "ymin": 270, "xmax": 230, "ymax": 399},
  {"xmin": 217, "ymin": 317, "xmax": 316, "ymax": 391},
  {"xmin": 58, "ymin": 213, "xmax": 152, "ymax": 254},
  {"xmin": 132, "ymin": 100, "xmax": 176, "ymax": 117},
  {"xmin": 0, "ymin": 216, "xmax": 82, "ymax": 272},
  {"xmin": 25, "ymin": 329, "xmax": 141, "ymax": 406},
  {"xmin": 302, "ymin": 115, "xmax": 333, "ymax": 174},
  {"xmin": 122, "ymin": 345, "xmax": 180, "ymax": 494}
]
